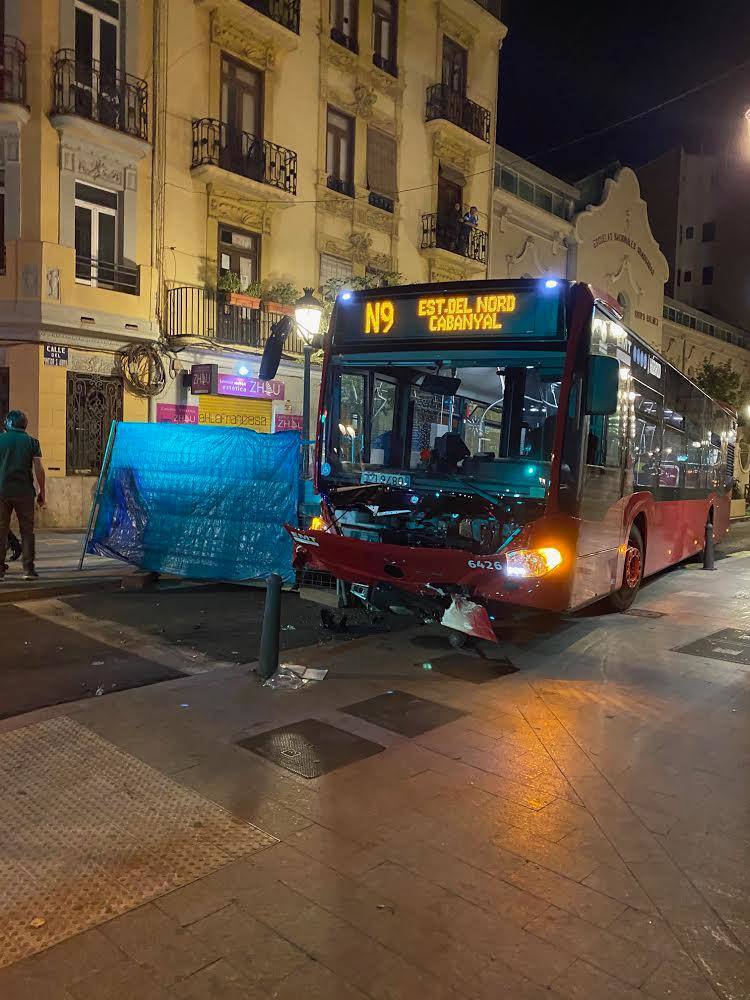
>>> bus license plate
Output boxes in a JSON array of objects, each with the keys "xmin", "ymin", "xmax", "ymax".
[{"xmin": 360, "ymin": 471, "xmax": 411, "ymax": 488}]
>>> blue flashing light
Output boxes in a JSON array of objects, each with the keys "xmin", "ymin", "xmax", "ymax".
[
  {"xmin": 340, "ymin": 290, "xmax": 353, "ymax": 301},
  {"xmin": 545, "ymin": 279, "xmax": 559, "ymax": 289},
  {"xmin": 238, "ymin": 365, "xmax": 250, "ymax": 376},
  {"xmin": 410, "ymin": 494, "xmax": 419, "ymax": 504},
  {"xmin": 526, "ymin": 465, "xmax": 535, "ymax": 476},
  {"xmin": 320, "ymin": 462, "xmax": 332, "ymax": 477}
]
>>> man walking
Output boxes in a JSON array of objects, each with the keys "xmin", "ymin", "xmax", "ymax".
[{"xmin": 0, "ymin": 411, "xmax": 45, "ymax": 581}]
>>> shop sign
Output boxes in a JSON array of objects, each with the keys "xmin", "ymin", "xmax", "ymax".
[
  {"xmin": 198, "ymin": 394, "xmax": 272, "ymax": 432},
  {"xmin": 217, "ymin": 374, "xmax": 285, "ymax": 400},
  {"xmin": 191, "ymin": 363, "xmax": 218, "ymax": 394},
  {"xmin": 43, "ymin": 344, "xmax": 68, "ymax": 367},
  {"xmin": 156, "ymin": 403, "xmax": 199, "ymax": 425},
  {"xmin": 274, "ymin": 413, "xmax": 303, "ymax": 433}
]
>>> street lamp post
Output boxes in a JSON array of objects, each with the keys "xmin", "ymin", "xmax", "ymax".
[{"xmin": 294, "ymin": 287, "xmax": 323, "ymax": 480}]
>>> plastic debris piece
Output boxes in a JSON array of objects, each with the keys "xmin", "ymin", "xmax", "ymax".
[
  {"xmin": 303, "ymin": 667, "xmax": 328, "ymax": 681},
  {"xmin": 422, "ymin": 662, "xmax": 433, "ymax": 671},
  {"xmin": 94, "ymin": 685, "xmax": 104, "ymax": 696},
  {"xmin": 29, "ymin": 917, "xmax": 46, "ymax": 929},
  {"xmin": 377, "ymin": 903, "xmax": 395, "ymax": 914},
  {"xmin": 92, "ymin": 660, "xmax": 104, "ymax": 666},
  {"xmin": 440, "ymin": 596, "xmax": 497, "ymax": 643},
  {"xmin": 262, "ymin": 667, "xmax": 308, "ymax": 690}
]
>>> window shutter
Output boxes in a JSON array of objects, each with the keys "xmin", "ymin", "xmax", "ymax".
[{"xmin": 367, "ymin": 128, "xmax": 397, "ymax": 197}]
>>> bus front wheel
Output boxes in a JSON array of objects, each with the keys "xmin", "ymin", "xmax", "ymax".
[{"xmin": 608, "ymin": 524, "xmax": 644, "ymax": 612}]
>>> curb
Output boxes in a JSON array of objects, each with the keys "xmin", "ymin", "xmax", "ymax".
[{"xmin": 0, "ymin": 576, "xmax": 125, "ymax": 605}]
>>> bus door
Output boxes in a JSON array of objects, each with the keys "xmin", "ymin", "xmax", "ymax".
[{"xmin": 572, "ymin": 363, "xmax": 629, "ymax": 605}]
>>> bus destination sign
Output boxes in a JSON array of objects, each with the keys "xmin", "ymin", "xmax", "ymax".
[{"xmin": 333, "ymin": 286, "xmax": 563, "ymax": 345}]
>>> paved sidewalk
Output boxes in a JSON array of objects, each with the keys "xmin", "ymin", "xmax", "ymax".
[
  {"xmin": 2, "ymin": 557, "xmax": 750, "ymax": 998},
  {"xmin": 1, "ymin": 532, "xmax": 126, "ymax": 602}
]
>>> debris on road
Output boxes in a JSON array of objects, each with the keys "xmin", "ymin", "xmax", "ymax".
[
  {"xmin": 321, "ymin": 608, "xmax": 348, "ymax": 633},
  {"xmin": 94, "ymin": 685, "xmax": 104, "ymax": 696}
]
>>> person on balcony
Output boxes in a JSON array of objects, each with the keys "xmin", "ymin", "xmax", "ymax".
[{"xmin": 458, "ymin": 205, "xmax": 479, "ymax": 256}]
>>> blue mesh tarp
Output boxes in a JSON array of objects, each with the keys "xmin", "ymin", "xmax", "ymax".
[{"xmin": 88, "ymin": 422, "xmax": 299, "ymax": 582}]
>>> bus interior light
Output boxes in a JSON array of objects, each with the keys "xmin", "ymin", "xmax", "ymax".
[{"xmin": 505, "ymin": 547, "xmax": 563, "ymax": 579}]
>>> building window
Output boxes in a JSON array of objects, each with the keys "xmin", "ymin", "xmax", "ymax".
[
  {"xmin": 679, "ymin": 224, "xmax": 683, "ymax": 243},
  {"xmin": 319, "ymin": 252, "xmax": 352, "ymax": 288},
  {"xmin": 330, "ymin": 0, "xmax": 358, "ymax": 53},
  {"xmin": 366, "ymin": 127, "xmax": 396, "ymax": 212},
  {"xmin": 677, "ymin": 269, "xmax": 681, "ymax": 286},
  {"xmin": 0, "ymin": 168, "xmax": 5, "ymax": 275},
  {"xmin": 702, "ymin": 265, "xmax": 714, "ymax": 285},
  {"xmin": 326, "ymin": 106, "xmax": 354, "ymax": 197},
  {"xmin": 684, "ymin": 269, "xmax": 692, "ymax": 283},
  {"xmin": 218, "ymin": 225, "xmax": 260, "ymax": 289},
  {"xmin": 702, "ymin": 221, "xmax": 716, "ymax": 242},
  {"xmin": 66, "ymin": 371, "xmax": 123, "ymax": 476},
  {"xmin": 73, "ymin": 0, "xmax": 119, "ymax": 122},
  {"xmin": 685, "ymin": 225, "xmax": 694, "ymax": 240},
  {"xmin": 75, "ymin": 181, "xmax": 118, "ymax": 287},
  {"xmin": 373, "ymin": 0, "xmax": 397, "ymax": 76}
]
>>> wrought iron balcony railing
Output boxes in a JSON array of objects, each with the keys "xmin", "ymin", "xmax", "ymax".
[
  {"xmin": 425, "ymin": 83, "xmax": 491, "ymax": 143},
  {"xmin": 327, "ymin": 174, "xmax": 354, "ymax": 197},
  {"xmin": 0, "ymin": 36, "xmax": 27, "ymax": 105},
  {"xmin": 369, "ymin": 190, "xmax": 395, "ymax": 213},
  {"xmin": 241, "ymin": 0, "xmax": 300, "ymax": 34},
  {"xmin": 192, "ymin": 118, "xmax": 297, "ymax": 195},
  {"xmin": 52, "ymin": 49, "xmax": 148, "ymax": 140},
  {"xmin": 166, "ymin": 284, "xmax": 306, "ymax": 353},
  {"xmin": 421, "ymin": 213, "xmax": 487, "ymax": 265},
  {"xmin": 75, "ymin": 255, "xmax": 140, "ymax": 295}
]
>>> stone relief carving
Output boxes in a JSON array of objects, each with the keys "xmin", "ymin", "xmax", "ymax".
[
  {"xmin": 551, "ymin": 232, "xmax": 567, "ymax": 256},
  {"xmin": 506, "ymin": 237, "xmax": 549, "ymax": 277},
  {"xmin": 605, "ymin": 255, "xmax": 643, "ymax": 299},
  {"xmin": 353, "ymin": 203, "xmax": 396, "ymax": 235},
  {"xmin": 369, "ymin": 251, "xmax": 394, "ymax": 271},
  {"xmin": 352, "ymin": 84, "xmax": 377, "ymax": 120},
  {"xmin": 318, "ymin": 192, "xmax": 354, "ymax": 220},
  {"xmin": 349, "ymin": 231, "xmax": 373, "ymax": 263},
  {"xmin": 46, "ymin": 268, "xmax": 61, "ymax": 301},
  {"xmin": 432, "ymin": 133, "xmax": 474, "ymax": 174},
  {"xmin": 320, "ymin": 237, "xmax": 353, "ymax": 260},
  {"xmin": 207, "ymin": 187, "xmax": 275, "ymax": 234},
  {"xmin": 69, "ymin": 350, "xmax": 118, "ymax": 375},
  {"xmin": 430, "ymin": 260, "xmax": 464, "ymax": 283},
  {"xmin": 326, "ymin": 39, "xmax": 357, "ymax": 71},
  {"xmin": 211, "ymin": 13, "xmax": 276, "ymax": 69},
  {"xmin": 60, "ymin": 140, "xmax": 131, "ymax": 190},
  {"xmin": 22, "ymin": 265, "xmax": 39, "ymax": 296}
]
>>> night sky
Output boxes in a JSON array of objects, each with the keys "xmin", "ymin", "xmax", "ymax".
[{"xmin": 497, "ymin": 0, "xmax": 750, "ymax": 183}]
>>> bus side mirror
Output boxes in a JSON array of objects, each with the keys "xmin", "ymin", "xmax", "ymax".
[
  {"xmin": 585, "ymin": 356, "xmax": 619, "ymax": 415},
  {"xmin": 258, "ymin": 316, "xmax": 292, "ymax": 381}
]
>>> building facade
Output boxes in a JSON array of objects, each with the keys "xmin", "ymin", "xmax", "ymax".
[
  {"xmin": 637, "ymin": 146, "xmax": 750, "ymax": 330},
  {"xmin": 1, "ymin": 0, "xmax": 505, "ymax": 527}
]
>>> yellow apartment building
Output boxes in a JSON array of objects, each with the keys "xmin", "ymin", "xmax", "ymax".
[{"xmin": 1, "ymin": 0, "xmax": 505, "ymax": 527}]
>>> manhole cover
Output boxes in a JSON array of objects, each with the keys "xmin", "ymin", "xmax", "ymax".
[
  {"xmin": 237, "ymin": 719, "xmax": 384, "ymax": 778},
  {"xmin": 675, "ymin": 628, "xmax": 750, "ymax": 665},
  {"xmin": 341, "ymin": 690, "xmax": 465, "ymax": 736},
  {"xmin": 624, "ymin": 608, "xmax": 667, "ymax": 619},
  {"xmin": 431, "ymin": 653, "xmax": 518, "ymax": 684}
]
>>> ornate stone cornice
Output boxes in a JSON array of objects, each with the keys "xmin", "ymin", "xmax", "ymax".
[
  {"xmin": 207, "ymin": 184, "xmax": 277, "ymax": 234},
  {"xmin": 211, "ymin": 11, "xmax": 276, "ymax": 69},
  {"xmin": 435, "ymin": 0, "xmax": 478, "ymax": 49},
  {"xmin": 59, "ymin": 138, "xmax": 137, "ymax": 191}
]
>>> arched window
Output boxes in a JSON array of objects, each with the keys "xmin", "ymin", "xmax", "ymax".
[{"xmin": 617, "ymin": 291, "xmax": 629, "ymax": 321}]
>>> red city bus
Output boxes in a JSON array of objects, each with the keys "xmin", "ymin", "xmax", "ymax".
[{"xmin": 288, "ymin": 279, "xmax": 735, "ymax": 640}]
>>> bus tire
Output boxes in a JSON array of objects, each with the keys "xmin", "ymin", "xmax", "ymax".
[{"xmin": 607, "ymin": 523, "xmax": 644, "ymax": 612}]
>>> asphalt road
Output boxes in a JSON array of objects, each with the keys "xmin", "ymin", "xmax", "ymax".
[{"xmin": 2, "ymin": 519, "xmax": 749, "ymax": 722}]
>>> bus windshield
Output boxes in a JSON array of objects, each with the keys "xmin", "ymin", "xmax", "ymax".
[{"xmin": 322, "ymin": 357, "xmax": 565, "ymax": 500}]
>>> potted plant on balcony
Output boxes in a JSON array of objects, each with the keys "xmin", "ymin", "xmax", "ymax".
[
  {"xmin": 261, "ymin": 281, "xmax": 300, "ymax": 317},
  {"xmin": 217, "ymin": 272, "xmax": 263, "ymax": 309}
]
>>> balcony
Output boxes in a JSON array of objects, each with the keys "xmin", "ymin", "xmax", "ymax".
[
  {"xmin": 166, "ymin": 284, "xmax": 306, "ymax": 353},
  {"xmin": 368, "ymin": 191, "xmax": 395, "ymax": 214},
  {"xmin": 240, "ymin": 0, "xmax": 300, "ymax": 34},
  {"xmin": 327, "ymin": 175, "xmax": 354, "ymax": 198},
  {"xmin": 191, "ymin": 118, "xmax": 297, "ymax": 200},
  {"xmin": 425, "ymin": 83, "xmax": 491, "ymax": 146},
  {"xmin": 52, "ymin": 50, "xmax": 148, "ymax": 144},
  {"xmin": 421, "ymin": 213, "xmax": 487, "ymax": 266},
  {"xmin": 75, "ymin": 255, "xmax": 140, "ymax": 295}
]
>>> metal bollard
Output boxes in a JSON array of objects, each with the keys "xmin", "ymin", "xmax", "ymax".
[
  {"xmin": 703, "ymin": 519, "xmax": 716, "ymax": 571},
  {"xmin": 256, "ymin": 573, "xmax": 282, "ymax": 679}
]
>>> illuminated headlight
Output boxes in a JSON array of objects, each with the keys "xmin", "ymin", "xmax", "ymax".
[
  {"xmin": 505, "ymin": 547, "xmax": 563, "ymax": 579},
  {"xmin": 309, "ymin": 515, "xmax": 327, "ymax": 532}
]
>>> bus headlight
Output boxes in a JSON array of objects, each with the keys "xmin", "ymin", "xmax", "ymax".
[
  {"xmin": 309, "ymin": 515, "xmax": 327, "ymax": 532},
  {"xmin": 505, "ymin": 547, "xmax": 563, "ymax": 578}
]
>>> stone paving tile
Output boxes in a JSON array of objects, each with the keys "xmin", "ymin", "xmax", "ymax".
[
  {"xmin": 504, "ymin": 860, "xmax": 628, "ymax": 928},
  {"xmin": 491, "ymin": 825, "xmax": 601, "ymax": 882},
  {"xmin": 525, "ymin": 905, "xmax": 663, "ymax": 988},
  {"xmin": 168, "ymin": 958, "xmax": 267, "ymax": 999},
  {"xmin": 582, "ymin": 863, "xmax": 658, "ymax": 913},
  {"xmin": 641, "ymin": 953, "xmax": 722, "ymax": 1000},
  {"xmin": 268, "ymin": 960, "xmax": 369, "ymax": 1000},
  {"xmin": 606, "ymin": 907, "xmax": 687, "ymax": 961},
  {"xmin": 284, "ymin": 824, "xmax": 387, "ymax": 878},
  {"xmin": 188, "ymin": 903, "xmax": 309, "ymax": 993},
  {"xmin": 0, "ymin": 927, "xmax": 124, "ymax": 989},
  {"xmin": 99, "ymin": 903, "xmax": 222, "ymax": 988},
  {"xmin": 67, "ymin": 958, "xmax": 172, "ymax": 1000},
  {"xmin": 550, "ymin": 958, "xmax": 643, "ymax": 999},
  {"xmin": 555, "ymin": 824, "xmax": 630, "ymax": 872}
]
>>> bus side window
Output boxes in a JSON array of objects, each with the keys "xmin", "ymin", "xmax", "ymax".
[
  {"xmin": 633, "ymin": 417, "xmax": 661, "ymax": 488},
  {"xmin": 587, "ymin": 412, "xmax": 623, "ymax": 469}
]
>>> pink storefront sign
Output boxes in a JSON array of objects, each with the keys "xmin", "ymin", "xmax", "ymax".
[
  {"xmin": 217, "ymin": 374, "xmax": 285, "ymax": 400},
  {"xmin": 274, "ymin": 413, "xmax": 303, "ymax": 433},
  {"xmin": 156, "ymin": 403, "xmax": 199, "ymax": 425}
]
